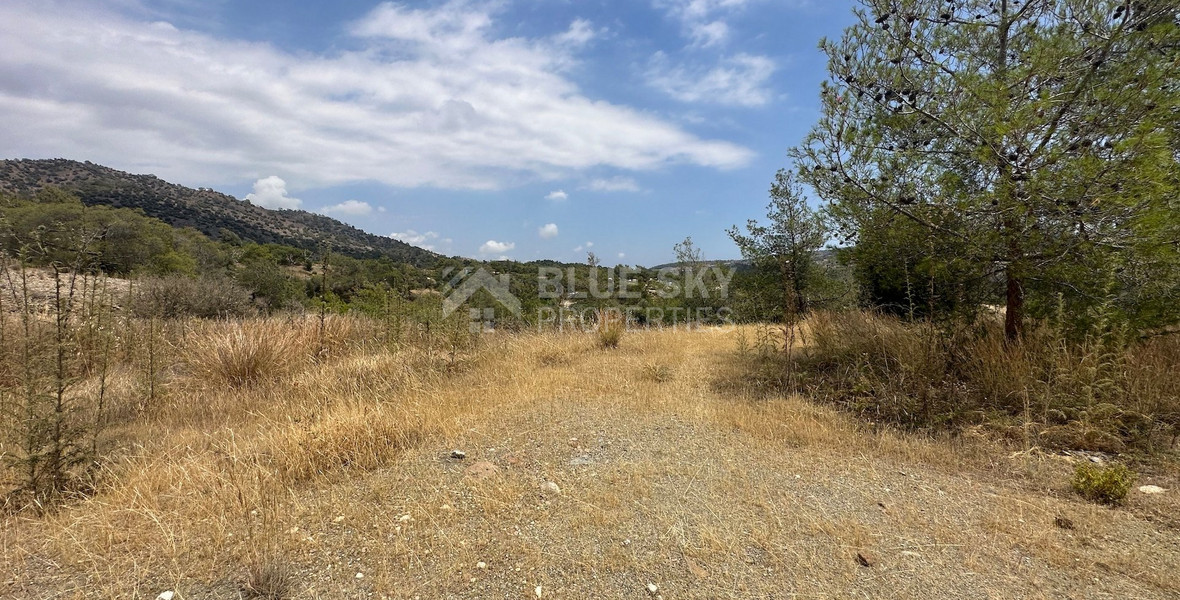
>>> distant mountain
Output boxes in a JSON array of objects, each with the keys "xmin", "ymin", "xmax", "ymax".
[{"xmin": 0, "ymin": 159, "xmax": 440, "ymax": 267}]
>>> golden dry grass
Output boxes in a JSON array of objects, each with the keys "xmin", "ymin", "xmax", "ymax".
[{"xmin": 1, "ymin": 323, "xmax": 1178, "ymax": 598}]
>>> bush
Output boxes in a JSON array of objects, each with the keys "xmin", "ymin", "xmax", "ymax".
[
  {"xmin": 133, "ymin": 275, "xmax": 253, "ymax": 319},
  {"xmin": 184, "ymin": 320, "xmax": 306, "ymax": 388},
  {"xmin": 786, "ymin": 310, "xmax": 1180, "ymax": 453},
  {"xmin": 244, "ymin": 559, "xmax": 294, "ymax": 600},
  {"xmin": 1071, "ymin": 462, "xmax": 1135, "ymax": 505},
  {"xmin": 597, "ymin": 309, "xmax": 624, "ymax": 349}
]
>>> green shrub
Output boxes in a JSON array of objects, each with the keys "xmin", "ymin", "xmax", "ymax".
[{"xmin": 1071, "ymin": 462, "xmax": 1135, "ymax": 505}]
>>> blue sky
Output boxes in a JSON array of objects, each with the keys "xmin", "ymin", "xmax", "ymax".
[{"xmin": 0, "ymin": 0, "xmax": 859, "ymax": 265}]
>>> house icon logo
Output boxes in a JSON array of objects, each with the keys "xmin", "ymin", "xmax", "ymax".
[{"xmin": 442, "ymin": 268, "xmax": 522, "ymax": 318}]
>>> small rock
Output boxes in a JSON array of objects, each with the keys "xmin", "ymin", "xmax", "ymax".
[
  {"xmin": 856, "ymin": 551, "xmax": 876, "ymax": 567},
  {"xmin": 477, "ymin": 561, "xmax": 487, "ymax": 570},
  {"xmin": 465, "ymin": 461, "xmax": 500, "ymax": 480},
  {"xmin": 1139, "ymin": 485, "xmax": 1167, "ymax": 495},
  {"xmin": 542, "ymin": 481, "xmax": 561, "ymax": 496},
  {"xmin": 623, "ymin": 538, "xmax": 632, "ymax": 546},
  {"xmin": 355, "ymin": 572, "xmax": 364, "ymax": 579},
  {"xmin": 156, "ymin": 592, "xmax": 174, "ymax": 600},
  {"xmin": 440, "ymin": 504, "xmax": 451, "ymax": 510},
  {"xmin": 1054, "ymin": 516, "xmax": 1076, "ymax": 530},
  {"xmin": 333, "ymin": 515, "xmax": 345, "ymax": 523},
  {"xmin": 646, "ymin": 583, "xmax": 660, "ymax": 594},
  {"xmin": 451, "ymin": 450, "xmax": 467, "ymax": 459},
  {"xmin": 535, "ymin": 585, "xmax": 543, "ymax": 598},
  {"xmin": 399, "ymin": 514, "xmax": 413, "ymax": 522}
]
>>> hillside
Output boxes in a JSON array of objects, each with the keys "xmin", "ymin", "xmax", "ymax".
[{"xmin": 0, "ymin": 159, "xmax": 439, "ymax": 267}]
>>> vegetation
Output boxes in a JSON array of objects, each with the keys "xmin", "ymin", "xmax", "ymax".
[
  {"xmin": 0, "ymin": 159, "xmax": 439, "ymax": 267},
  {"xmin": 1072, "ymin": 462, "xmax": 1136, "ymax": 505},
  {"xmin": 793, "ymin": 0, "xmax": 1180, "ymax": 339},
  {"xmin": 0, "ymin": 1, "xmax": 1177, "ymax": 596},
  {"xmin": 728, "ymin": 169, "xmax": 835, "ymax": 350}
]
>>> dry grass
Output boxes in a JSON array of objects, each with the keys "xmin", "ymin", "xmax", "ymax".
[
  {"xmin": 182, "ymin": 320, "xmax": 308, "ymax": 388},
  {"xmin": 797, "ymin": 310, "xmax": 1180, "ymax": 454},
  {"xmin": 1, "ymin": 320, "xmax": 1177, "ymax": 598}
]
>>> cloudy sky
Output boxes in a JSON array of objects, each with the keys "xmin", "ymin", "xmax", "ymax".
[{"xmin": 0, "ymin": 0, "xmax": 858, "ymax": 265}]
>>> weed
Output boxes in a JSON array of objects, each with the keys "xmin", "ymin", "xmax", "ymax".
[
  {"xmin": 641, "ymin": 362, "xmax": 674, "ymax": 383},
  {"xmin": 1071, "ymin": 462, "xmax": 1135, "ymax": 505},
  {"xmin": 597, "ymin": 308, "xmax": 624, "ymax": 349}
]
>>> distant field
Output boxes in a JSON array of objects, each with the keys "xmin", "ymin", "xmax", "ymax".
[{"xmin": 2, "ymin": 321, "xmax": 1177, "ymax": 599}]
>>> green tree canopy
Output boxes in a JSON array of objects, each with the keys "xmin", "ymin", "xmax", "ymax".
[{"xmin": 794, "ymin": 0, "xmax": 1180, "ymax": 338}]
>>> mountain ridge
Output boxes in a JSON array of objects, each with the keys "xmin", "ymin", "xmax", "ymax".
[{"xmin": 0, "ymin": 158, "xmax": 440, "ymax": 267}]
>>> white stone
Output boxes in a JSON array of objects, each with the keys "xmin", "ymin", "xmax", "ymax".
[
  {"xmin": 542, "ymin": 481, "xmax": 561, "ymax": 496},
  {"xmin": 1139, "ymin": 485, "xmax": 1167, "ymax": 495},
  {"xmin": 156, "ymin": 592, "xmax": 175, "ymax": 600},
  {"xmin": 647, "ymin": 583, "xmax": 660, "ymax": 594},
  {"xmin": 477, "ymin": 561, "xmax": 487, "ymax": 570}
]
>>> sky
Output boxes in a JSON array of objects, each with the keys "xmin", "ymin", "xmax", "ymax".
[{"xmin": 0, "ymin": 0, "xmax": 860, "ymax": 266}]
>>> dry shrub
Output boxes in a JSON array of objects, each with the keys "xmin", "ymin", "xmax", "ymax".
[
  {"xmin": 597, "ymin": 309, "xmax": 625, "ymax": 349},
  {"xmin": 791, "ymin": 310, "xmax": 1180, "ymax": 454},
  {"xmin": 184, "ymin": 320, "xmax": 308, "ymax": 388},
  {"xmin": 132, "ymin": 275, "xmax": 254, "ymax": 319},
  {"xmin": 244, "ymin": 559, "xmax": 295, "ymax": 600}
]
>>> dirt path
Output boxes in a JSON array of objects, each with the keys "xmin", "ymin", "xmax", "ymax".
[{"xmin": 4, "ymin": 328, "xmax": 1178, "ymax": 598}]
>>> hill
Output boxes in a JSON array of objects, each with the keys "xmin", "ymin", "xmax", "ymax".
[{"xmin": 0, "ymin": 159, "xmax": 439, "ymax": 267}]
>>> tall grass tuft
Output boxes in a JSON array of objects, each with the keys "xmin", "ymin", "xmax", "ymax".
[
  {"xmin": 184, "ymin": 320, "xmax": 307, "ymax": 388},
  {"xmin": 596, "ymin": 308, "xmax": 625, "ymax": 349}
]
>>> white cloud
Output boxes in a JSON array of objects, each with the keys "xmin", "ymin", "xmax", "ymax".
[
  {"xmin": 0, "ymin": 1, "xmax": 753, "ymax": 190},
  {"xmin": 655, "ymin": 0, "xmax": 759, "ymax": 47},
  {"xmin": 586, "ymin": 176, "xmax": 641, "ymax": 193},
  {"xmin": 244, "ymin": 176, "xmax": 301, "ymax": 210},
  {"xmin": 647, "ymin": 52, "xmax": 776, "ymax": 107},
  {"xmin": 538, "ymin": 223, "xmax": 559, "ymax": 239},
  {"xmin": 545, "ymin": 190, "xmax": 569, "ymax": 201},
  {"xmin": 688, "ymin": 20, "xmax": 730, "ymax": 47},
  {"xmin": 391, "ymin": 229, "xmax": 440, "ymax": 249},
  {"xmin": 573, "ymin": 241, "xmax": 595, "ymax": 253},
  {"xmin": 554, "ymin": 18, "xmax": 597, "ymax": 47},
  {"xmin": 480, "ymin": 240, "xmax": 515, "ymax": 255},
  {"xmin": 320, "ymin": 200, "xmax": 373, "ymax": 216}
]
